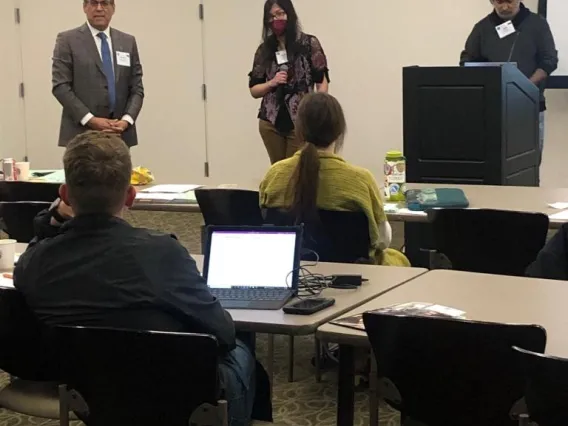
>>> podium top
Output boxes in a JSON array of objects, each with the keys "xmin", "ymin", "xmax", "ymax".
[{"xmin": 464, "ymin": 62, "xmax": 518, "ymax": 68}]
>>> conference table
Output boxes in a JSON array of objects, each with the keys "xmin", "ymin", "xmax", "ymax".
[
  {"xmin": 5, "ymin": 178, "xmax": 568, "ymax": 228},
  {"xmin": 129, "ymin": 183, "xmax": 568, "ymax": 229},
  {"xmin": 316, "ymin": 269, "xmax": 568, "ymax": 426},
  {"xmin": 4, "ymin": 244, "xmax": 427, "ymax": 384}
]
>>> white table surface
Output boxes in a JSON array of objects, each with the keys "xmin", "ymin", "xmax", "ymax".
[
  {"xmin": 317, "ymin": 269, "xmax": 568, "ymax": 358},
  {"xmin": 6, "ymin": 245, "xmax": 427, "ymax": 335},
  {"xmin": 192, "ymin": 255, "xmax": 427, "ymax": 335}
]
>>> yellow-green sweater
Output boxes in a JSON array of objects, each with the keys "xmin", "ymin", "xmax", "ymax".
[{"xmin": 259, "ymin": 151, "xmax": 390, "ymax": 261}]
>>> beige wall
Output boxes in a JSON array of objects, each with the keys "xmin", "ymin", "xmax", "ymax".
[{"xmin": 2, "ymin": 0, "xmax": 566, "ymax": 187}]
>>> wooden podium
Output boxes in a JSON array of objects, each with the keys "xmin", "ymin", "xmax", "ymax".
[{"xmin": 402, "ymin": 64, "xmax": 540, "ymax": 266}]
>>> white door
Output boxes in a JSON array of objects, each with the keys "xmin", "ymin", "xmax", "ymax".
[
  {"xmin": 18, "ymin": 0, "xmax": 207, "ymax": 183},
  {"xmin": 202, "ymin": 0, "xmax": 267, "ymax": 187},
  {"xmin": 0, "ymin": 0, "xmax": 26, "ymax": 161}
]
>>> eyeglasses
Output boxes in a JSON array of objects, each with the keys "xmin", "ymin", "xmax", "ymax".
[
  {"xmin": 86, "ymin": 0, "xmax": 114, "ymax": 8},
  {"xmin": 269, "ymin": 10, "xmax": 287, "ymax": 21}
]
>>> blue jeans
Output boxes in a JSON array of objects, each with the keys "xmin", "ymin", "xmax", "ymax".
[{"xmin": 219, "ymin": 338, "xmax": 256, "ymax": 426}]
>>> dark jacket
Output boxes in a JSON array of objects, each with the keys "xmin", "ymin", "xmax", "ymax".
[
  {"xmin": 526, "ymin": 224, "xmax": 568, "ymax": 281},
  {"xmin": 14, "ymin": 210, "xmax": 236, "ymax": 353},
  {"xmin": 460, "ymin": 4, "xmax": 558, "ymax": 111},
  {"xmin": 12, "ymin": 210, "xmax": 273, "ymax": 422}
]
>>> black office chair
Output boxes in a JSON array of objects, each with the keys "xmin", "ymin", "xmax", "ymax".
[
  {"xmin": 0, "ymin": 202, "xmax": 51, "ymax": 242},
  {"xmin": 428, "ymin": 209, "xmax": 549, "ymax": 276},
  {"xmin": 56, "ymin": 326, "xmax": 225, "ymax": 426},
  {"xmin": 363, "ymin": 312, "xmax": 547, "ymax": 426},
  {"xmin": 264, "ymin": 208, "xmax": 371, "ymax": 263},
  {"xmin": 0, "ymin": 287, "xmax": 67, "ymax": 420},
  {"xmin": 0, "ymin": 181, "xmax": 60, "ymax": 202},
  {"xmin": 513, "ymin": 346, "xmax": 568, "ymax": 426},
  {"xmin": 195, "ymin": 189, "xmax": 264, "ymax": 253},
  {"xmin": 195, "ymin": 188, "xmax": 264, "ymax": 226}
]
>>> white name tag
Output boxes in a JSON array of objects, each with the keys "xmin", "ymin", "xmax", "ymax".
[
  {"xmin": 495, "ymin": 20, "xmax": 516, "ymax": 39},
  {"xmin": 116, "ymin": 51, "xmax": 131, "ymax": 67},
  {"xmin": 275, "ymin": 50, "xmax": 288, "ymax": 65}
]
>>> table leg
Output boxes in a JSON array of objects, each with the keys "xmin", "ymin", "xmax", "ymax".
[
  {"xmin": 337, "ymin": 344, "xmax": 355, "ymax": 426},
  {"xmin": 288, "ymin": 335, "xmax": 295, "ymax": 382},
  {"xmin": 369, "ymin": 353, "xmax": 379, "ymax": 426},
  {"xmin": 314, "ymin": 337, "xmax": 322, "ymax": 383},
  {"xmin": 267, "ymin": 334, "xmax": 275, "ymax": 393}
]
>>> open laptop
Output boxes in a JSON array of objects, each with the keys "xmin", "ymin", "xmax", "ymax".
[{"xmin": 202, "ymin": 225, "xmax": 303, "ymax": 310}]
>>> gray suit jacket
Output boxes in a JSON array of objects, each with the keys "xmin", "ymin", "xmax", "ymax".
[{"xmin": 52, "ymin": 24, "xmax": 144, "ymax": 147}]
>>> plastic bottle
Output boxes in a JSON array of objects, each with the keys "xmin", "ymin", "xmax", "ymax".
[{"xmin": 384, "ymin": 150, "xmax": 406, "ymax": 202}]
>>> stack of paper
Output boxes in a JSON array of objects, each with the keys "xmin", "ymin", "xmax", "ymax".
[
  {"xmin": 549, "ymin": 210, "xmax": 568, "ymax": 220},
  {"xmin": 141, "ymin": 184, "xmax": 202, "ymax": 193},
  {"xmin": 0, "ymin": 274, "xmax": 14, "ymax": 289}
]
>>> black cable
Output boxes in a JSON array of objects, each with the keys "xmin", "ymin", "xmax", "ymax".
[
  {"xmin": 285, "ymin": 249, "xmax": 362, "ymax": 298},
  {"xmin": 286, "ymin": 249, "xmax": 331, "ymax": 298}
]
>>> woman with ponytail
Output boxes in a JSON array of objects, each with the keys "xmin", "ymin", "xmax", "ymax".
[
  {"xmin": 260, "ymin": 93, "xmax": 409, "ymax": 267},
  {"xmin": 249, "ymin": 0, "xmax": 329, "ymax": 165}
]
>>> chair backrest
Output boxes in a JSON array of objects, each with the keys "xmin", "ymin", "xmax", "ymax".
[
  {"xmin": 56, "ymin": 326, "xmax": 219, "ymax": 426},
  {"xmin": 195, "ymin": 189, "xmax": 264, "ymax": 226},
  {"xmin": 0, "ymin": 181, "xmax": 60, "ymax": 202},
  {"xmin": 0, "ymin": 202, "xmax": 51, "ymax": 242},
  {"xmin": 514, "ymin": 346, "xmax": 568, "ymax": 426},
  {"xmin": 264, "ymin": 208, "xmax": 370, "ymax": 263},
  {"xmin": 0, "ymin": 287, "xmax": 55, "ymax": 380},
  {"xmin": 363, "ymin": 312, "xmax": 547, "ymax": 426},
  {"xmin": 429, "ymin": 209, "xmax": 549, "ymax": 276}
]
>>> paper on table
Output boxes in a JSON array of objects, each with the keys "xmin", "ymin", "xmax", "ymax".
[
  {"xmin": 384, "ymin": 203, "xmax": 427, "ymax": 216},
  {"xmin": 31, "ymin": 169, "xmax": 66, "ymax": 183},
  {"xmin": 0, "ymin": 275, "xmax": 14, "ymax": 289},
  {"xmin": 549, "ymin": 210, "xmax": 568, "ymax": 220},
  {"xmin": 135, "ymin": 193, "xmax": 177, "ymax": 201},
  {"xmin": 142, "ymin": 184, "xmax": 202, "ymax": 193},
  {"xmin": 549, "ymin": 203, "xmax": 568, "ymax": 210}
]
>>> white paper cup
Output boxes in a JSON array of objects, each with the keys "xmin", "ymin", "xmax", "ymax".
[
  {"xmin": 15, "ymin": 162, "xmax": 30, "ymax": 181},
  {"xmin": 0, "ymin": 239, "xmax": 17, "ymax": 271}
]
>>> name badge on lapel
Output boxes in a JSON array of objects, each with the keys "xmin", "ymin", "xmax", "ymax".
[
  {"xmin": 495, "ymin": 20, "xmax": 516, "ymax": 39},
  {"xmin": 116, "ymin": 51, "xmax": 131, "ymax": 67},
  {"xmin": 275, "ymin": 50, "xmax": 288, "ymax": 65}
]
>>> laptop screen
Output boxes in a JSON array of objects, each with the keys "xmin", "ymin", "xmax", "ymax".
[{"xmin": 205, "ymin": 228, "xmax": 299, "ymax": 290}]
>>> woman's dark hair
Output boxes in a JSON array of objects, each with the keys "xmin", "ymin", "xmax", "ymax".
[
  {"xmin": 289, "ymin": 93, "xmax": 347, "ymax": 223},
  {"xmin": 260, "ymin": 0, "xmax": 303, "ymax": 67}
]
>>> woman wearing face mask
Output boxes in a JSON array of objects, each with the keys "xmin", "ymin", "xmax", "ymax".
[{"xmin": 249, "ymin": 0, "xmax": 329, "ymax": 165}]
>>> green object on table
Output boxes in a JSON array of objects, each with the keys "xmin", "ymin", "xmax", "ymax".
[{"xmin": 384, "ymin": 150, "xmax": 406, "ymax": 202}]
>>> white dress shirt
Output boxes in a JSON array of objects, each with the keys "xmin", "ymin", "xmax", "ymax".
[{"xmin": 80, "ymin": 22, "xmax": 134, "ymax": 127}]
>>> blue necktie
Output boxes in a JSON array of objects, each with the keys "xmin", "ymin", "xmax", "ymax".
[{"xmin": 97, "ymin": 32, "xmax": 116, "ymax": 113}]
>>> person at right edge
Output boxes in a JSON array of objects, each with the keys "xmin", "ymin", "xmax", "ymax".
[
  {"xmin": 249, "ymin": 0, "xmax": 329, "ymax": 165},
  {"xmin": 460, "ymin": 0, "xmax": 558, "ymax": 166}
]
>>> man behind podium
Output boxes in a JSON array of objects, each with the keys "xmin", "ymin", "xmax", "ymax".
[
  {"xmin": 460, "ymin": 0, "xmax": 558, "ymax": 156},
  {"xmin": 52, "ymin": 0, "xmax": 144, "ymax": 147}
]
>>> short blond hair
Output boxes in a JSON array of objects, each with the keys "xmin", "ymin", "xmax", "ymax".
[{"xmin": 63, "ymin": 131, "xmax": 131, "ymax": 215}]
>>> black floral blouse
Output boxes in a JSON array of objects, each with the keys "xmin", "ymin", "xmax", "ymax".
[{"xmin": 249, "ymin": 33, "xmax": 329, "ymax": 131}]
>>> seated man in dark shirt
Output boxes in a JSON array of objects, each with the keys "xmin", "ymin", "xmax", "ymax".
[{"xmin": 14, "ymin": 131, "xmax": 256, "ymax": 426}]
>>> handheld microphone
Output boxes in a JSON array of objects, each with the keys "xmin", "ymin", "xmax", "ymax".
[
  {"xmin": 276, "ymin": 64, "xmax": 289, "ymax": 102},
  {"xmin": 507, "ymin": 31, "xmax": 521, "ymax": 63}
]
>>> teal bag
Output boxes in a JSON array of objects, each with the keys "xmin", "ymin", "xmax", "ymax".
[{"xmin": 405, "ymin": 188, "xmax": 469, "ymax": 211}]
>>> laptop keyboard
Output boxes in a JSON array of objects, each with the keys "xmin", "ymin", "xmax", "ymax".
[{"xmin": 210, "ymin": 288, "xmax": 289, "ymax": 301}]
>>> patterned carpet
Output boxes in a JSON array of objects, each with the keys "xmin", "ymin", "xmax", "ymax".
[{"xmin": 0, "ymin": 210, "xmax": 405, "ymax": 425}]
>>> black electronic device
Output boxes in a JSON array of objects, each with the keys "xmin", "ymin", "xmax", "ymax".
[{"xmin": 283, "ymin": 297, "xmax": 335, "ymax": 315}]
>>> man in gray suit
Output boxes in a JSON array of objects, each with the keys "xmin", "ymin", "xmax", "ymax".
[{"xmin": 52, "ymin": 0, "xmax": 144, "ymax": 148}]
